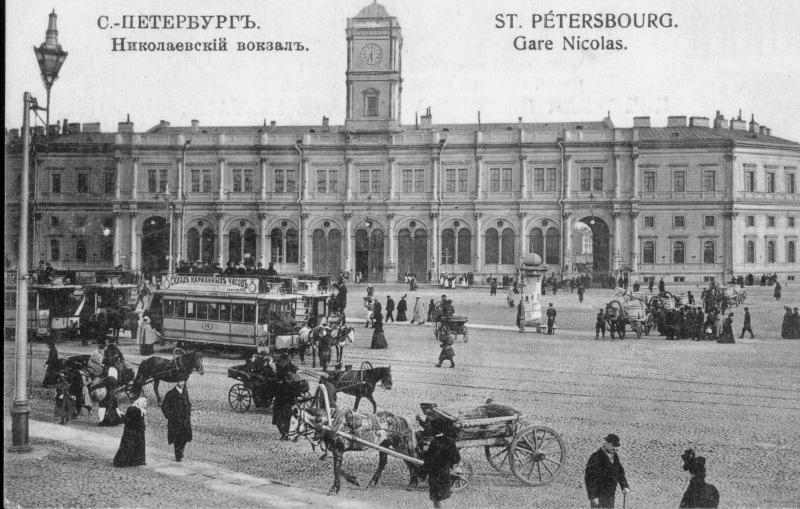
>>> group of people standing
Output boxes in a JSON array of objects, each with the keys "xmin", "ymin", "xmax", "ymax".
[{"xmin": 781, "ymin": 306, "xmax": 800, "ymax": 338}]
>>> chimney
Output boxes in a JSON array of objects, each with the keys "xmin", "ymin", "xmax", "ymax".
[
  {"xmin": 159, "ymin": 120, "xmax": 170, "ymax": 128},
  {"xmin": 633, "ymin": 116, "xmax": 650, "ymax": 128},
  {"xmin": 765, "ymin": 127, "xmax": 771, "ymax": 136},
  {"xmin": 117, "ymin": 114, "xmax": 134, "ymax": 133},
  {"xmin": 749, "ymin": 114, "xmax": 759, "ymax": 133},
  {"xmin": 689, "ymin": 116, "xmax": 709, "ymax": 128},
  {"xmin": 47, "ymin": 124, "xmax": 60, "ymax": 136},
  {"xmin": 759, "ymin": 126, "xmax": 767, "ymax": 135},
  {"xmin": 68, "ymin": 122, "xmax": 81, "ymax": 133},
  {"xmin": 420, "ymin": 106, "xmax": 433, "ymax": 129},
  {"xmin": 667, "ymin": 116, "xmax": 687, "ymax": 127},
  {"xmin": 190, "ymin": 119, "xmax": 200, "ymax": 133},
  {"xmin": 82, "ymin": 122, "xmax": 101, "ymax": 133},
  {"xmin": 518, "ymin": 116, "xmax": 523, "ymax": 126},
  {"xmin": 270, "ymin": 120, "xmax": 276, "ymax": 127},
  {"xmin": 713, "ymin": 111, "xmax": 726, "ymax": 129},
  {"xmin": 322, "ymin": 116, "xmax": 329, "ymax": 130},
  {"xmin": 730, "ymin": 117, "xmax": 746, "ymax": 131}
]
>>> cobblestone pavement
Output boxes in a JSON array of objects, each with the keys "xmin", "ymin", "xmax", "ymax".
[{"xmin": 4, "ymin": 283, "xmax": 799, "ymax": 508}]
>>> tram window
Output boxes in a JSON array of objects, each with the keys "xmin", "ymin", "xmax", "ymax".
[
  {"xmin": 5, "ymin": 292, "xmax": 16, "ymax": 308},
  {"xmin": 208, "ymin": 302, "xmax": 219, "ymax": 321},
  {"xmin": 197, "ymin": 302, "xmax": 209, "ymax": 320},
  {"xmin": 174, "ymin": 300, "xmax": 185, "ymax": 318},
  {"xmin": 186, "ymin": 302, "xmax": 196, "ymax": 319},
  {"xmin": 219, "ymin": 302, "xmax": 231, "ymax": 321},
  {"xmin": 231, "ymin": 303, "xmax": 244, "ymax": 322},
  {"xmin": 164, "ymin": 300, "xmax": 175, "ymax": 317},
  {"xmin": 244, "ymin": 304, "xmax": 256, "ymax": 323},
  {"xmin": 258, "ymin": 304, "xmax": 269, "ymax": 324}
]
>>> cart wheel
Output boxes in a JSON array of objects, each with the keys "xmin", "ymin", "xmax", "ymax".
[
  {"xmin": 509, "ymin": 426, "xmax": 566, "ymax": 486},
  {"xmin": 298, "ymin": 390, "xmax": 314, "ymax": 411},
  {"xmin": 462, "ymin": 326, "xmax": 469, "ymax": 343},
  {"xmin": 485, "ymin": 445, "xmax": 512, "ymax": 474},
  {"xmin": 228, "ymin": 383, "xmax": 252, "ymax": 413},
  {"xmin": 450, "ymin": 457, "xmax": 472, "ymax": 492}
]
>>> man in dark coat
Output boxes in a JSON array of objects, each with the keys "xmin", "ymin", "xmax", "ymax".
[
  {"xmin": 585, "ymin": 434, "xmax": 630, "ymax": 508},
  {"xmin": 546, "ymin": 303, "xmax": 557, "ymax": 335},
  {"xmin": 658, "ymin": 277, "xmax": 666, "ymax": 294},
  {"xmin": 577, "ymin": 284, "xmax": 585, "ymax": 303},
  {"xmin": 739, "ymin": 307, "xmax": 754, "ymax": 339},
  {"xmin": 419, "ymin": 419, "xmax": 461, "ymax": 508},
  {"xmin": 161, "ymin": 379, "xmax": 192, "ymax": 461},
  {"xmin": 335, "ymin": 282, "xmax": 348, "ymax": 324},
  {"xmin": 396, "ymin": 294, "xmax": 408, "ymax": 321},
  {"xmin": 595, "ymin": 309, "xmax": 607, "ymax": 340},
  {"xmin": 385, "ymin": 296, "xmax": 395, "ymax": 322}
]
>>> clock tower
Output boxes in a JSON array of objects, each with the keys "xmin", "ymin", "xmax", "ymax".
[{"xmin": 345, "ymin": 2, "xmax": 402, "ymax": 132}]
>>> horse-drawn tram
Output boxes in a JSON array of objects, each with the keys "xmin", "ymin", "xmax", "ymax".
[
  {"xmin": 5, "ymin": 271, "xmax": 51, "ymax": 339},
  {"xmin": 155, "ymin": 274, "xmax": 300, "ymax": 352}
]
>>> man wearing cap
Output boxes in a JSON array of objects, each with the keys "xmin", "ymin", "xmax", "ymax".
[
  {"xmin": 546, "ymin": 303, "xmax": 557, "ymax": 335},
  {"xmin": 585, "ymin": 433, "xmax": 630, "ymax": 508}
]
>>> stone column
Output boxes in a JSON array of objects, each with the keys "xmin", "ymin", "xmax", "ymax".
[
  {"xmin": 518, "ymin": 212, "xmax": 527, "ymax": 260},
  {"xmin": 432, "ymin": 156, "xmax": 440, "ymax": 201},
  {"xmin": 129, "ymin": 212, "xmax": 137, "ymax": 271},
  {"xmin": 176, "ymin": 211, "xmax": 184, "ymax": 264},
  {"xmin": 114, "ymin": 155, "xmax": 122, "ymax": 200},
  {"xmin": 260, "ymin": 157, "xmax": 268, "ymax": 201},
  {"xmin": 724, "ymin": 154, "xmax": 735, "ymax": 200},
  {"xmin": 218, "ymin": 158, "xmax": 226, "ymax": 201},
  {"xmin": 474, "ymin": 212, "xmax": 483, "ymax": 272},
  {"xmin": 217, "ymin": 213, "xmax": 225, "ymax": 265},
  {"xmin": 388, "ymin": 158, "xmax": 396, "ymax": 200},
  {"xmin": 300, "ymin": 212, "xmax": 310, "ymax": 273},
  {"xmin": 630, "ymin": 211, "xmax": 639, "ymax": 273},
  {"xmin": 613, "ymin": 211, "xmax": 622, "ymax": 265},
  {"xmin": 176, "ymin": 157, "xmax": 183, "ymax": 200},
  {"xmin": 631, "ymin": 152, "xmax": 640, "ymax": 197},
  {"xmin": 613, "ymin": 153, "xmax": 621, "ymax": 199},
  {"xmin": 563, "ymin": 212, "xmax": 573, "ymax": 259},
  {"xmin": 113, "ymin": 212, "xmax": 122, "ymax": 267},
  {"xmin": 475, "ymin": 156, "xmax": 483, "ymax": 199},
  {"xmin": 131, "ymin": 157, "xmax": 139, "ymax": 199},
  {"xmin": 387, "ymin": 213, "xmax": 395, "ymax": 265},
  {"xmin": 431, "ymin": 212, "xmax": 440, "ymax": 281},
  {"xmin": 520, "ymin": 156, "xmax": 528, "ymax": 198},
  {"xmin": 723, "ymin": 211, "xmax": 736, "ymax": 279},
  {"xmin": 563, "ymin": 155, "xmax": 572, "ymax": 199},
  {"xmin": 344, "ymin": 213, "xmax": 353, "ymax": 274},
  {"xmin": 301, "ymin": 157, "xmax": 310, "ymax": 201},
  {"xmin": 345, "ymin": 158, "xmax": 353, "ymax": 201},
  {"xmin": 259, "ymin": 212, "xmax": 268, "ymax": 265}
]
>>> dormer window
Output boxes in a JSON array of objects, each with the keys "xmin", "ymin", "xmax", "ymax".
[{"xmin": 363, "ymin": 89, "xmax": 379, "ymax": 117}]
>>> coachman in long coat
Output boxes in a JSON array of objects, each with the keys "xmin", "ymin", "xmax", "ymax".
[
  {"xmin": 161, "ymin": 380, "xmax": 192, "ymax": 461},
  {"xmin": 420, "ymin": 420, "xmax": 461, "ymax": 508}
]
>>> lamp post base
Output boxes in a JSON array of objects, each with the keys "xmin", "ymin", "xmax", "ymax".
[{"xmin": 9, "ymin": 400, "xmax": 32, "ymax": 452}]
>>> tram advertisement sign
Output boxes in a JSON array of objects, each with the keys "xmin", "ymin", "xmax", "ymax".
[{"xmin": 160, "ymin": 274, "xmax": 259, "ymax": 294}]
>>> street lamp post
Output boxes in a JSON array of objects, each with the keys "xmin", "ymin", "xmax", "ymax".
[{"xmin": 33, "ymin": 10, "xmax": 68, "ymax": 141}]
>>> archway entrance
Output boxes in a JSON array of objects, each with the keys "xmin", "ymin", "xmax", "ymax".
[
  {"xmin": 573, "ymin": 217, "xmax": 610, "ymax": 285},
  {"xmin": 142, "ymin": 216, "xmax": 168, "ymax": 275},
  {"xmin": 312, "ymin": 228, "xmax": 342, "ymax": 275},
  {"xmin": 397, "ymin": 228, "xmax": 428, "ymax": 281},
  {"xmin": 355, "ymin": 228, "xmax": 384, "ymax": 283}
]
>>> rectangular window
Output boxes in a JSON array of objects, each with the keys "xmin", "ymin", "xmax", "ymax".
[
  {"xmin": 673, "ymin": 216, "xmax": 685, "ymax": 228},
  {"xmin": 458, "ymin": 169, "xmax": 468, "ymax": 192},
  {"xmin": 316, "ymin": 170, "xmax": 327, "ymax": 193},
  {"xmin": 51, "ymin": 173, "xmax": 61, "ymax": 194},
  {"xmin": 207, "ymin": 302, "xmax": 219, "ymax": 321},
  {"xmin": 372, "ymin": 169, "xmax": 382, "ymax": 193},
  {"xmin": 366, "ymin": 96, "xmax": 378, "ymax": 116},
  {"xmin": 446, "ymin": 169, "xmax": 456, "ymax": 193},
  {"xmin": 703, "ymin": 170, "xmax": 715, "ymax": 192},
  {"xmin": 148, "ymin": 170, "xmax": 157, "ymax": 192},
  {"xmin": 185, "ymin": 302, "xmax": 196, "ymax": 319},
  {"xmin": 489, "ymin": 169, "xmax": 500, "ymax": 192},
  {"xmin": 104, "ymin": 172, "xmax": 115, "ymax": 194},
  {"xmin": 580, "ymin": 167, "xmax": 591, "ymax": 191},
  {"xmin": 502, "ymin": 168, "xmax": 512, "ymax": 191},
  {"xmin": 789, "ymin": 217, "xmax": 795, "ymax": 228},
  {"xmin": 50, "ymin": 216, "xmax": 59, "ymax": 227},
  {"xmin": 643, "ymin": 216, "xmax": 655, "ymax": 228},
  {"xmin": 673, "ymin": 276, "xmax": 685, "ymax": 283},
  {"xmin": 543, "ymin": 168, "xmax": 554, "ymax": 192},
  {"xmin": 414, "ymin": 169, "xmax": 424, "ymax": 193},
  {"xmin": 592, "ymin": 167, "xmax": 603, "ymax": 191},
  {"xmin": 643, "ymin": 171, "xmax": 655, "ymax": 193},
  {"xmin": 196, "ymin": 302, "xmax": 209, "ymax": 320},
  {"xmin": 402, "ymin": 169, "xmax": 412, "ymax": 193},
  {"xmin": 77, "ymin": 173, "xmax": 89, "ymax": 193},
  {"xmin": 231, "ymin": 303, "xmax": 244, "ymax": 323},
  {"xmin": 243, "ymin": 169, "xmax": 253, "ymax": 192},
  {"xmin": 534, "ymin": 168, "xmax": 545, "ymax": 192},
  {"xmin": 328, "ymin": 170, "xmax": 338, "ymax": 193},
  {"xmin": 191, "ymin": 170, "xmax": 201, "ymax": 193},
  {"xmin": 359, "ymin": 170, "xmax": 370, "ymax": 194},
  {"xmin": 50, "ymin": 239, "xmax": 60, "ymax": 261},
  {"xmin": 767, "ymin": 172, "xmax": 776, "ymax": 193},
  {"xmin": 746, "ymin": 215, "xmax": 755, "ymax": 227},
  {"xmin": 164, "ymin": 300, "xmax": 175, "ymax": 317},
  {"xmin": 767, "ymin": 216, "xmax": 775, "ymax": 227},
  {"xmin": 275, "ymin": 169, "xmax": 296, "ymax": 193},
  {"xmin": 202, "ymin": 170, "xmax": 212, "ymax": 193},
  {"xmin": 745, "ymin": 170, "xmax": 755, "ymax": 192},
  {"xmin": 673, "ymin": 171, "xmax": 685, "ymax": 192},
  {"xmin": 704, "ymin": 216, "xmax": 715, "ymax": 227},
  {"xmin": 315, "ymin": 169, "xmax": 339, "ymax": 194},
  {"xmin": 285, "ymin": 170, "xmax": 296, "ymax": 193},
  {"xmin": 218, "ymin": 302, "xmax": 230, "ymax": 322},
  {"xmin": 233, "ymin": 169, "xmax": 243, "ymax": 193},
  {"xmin": 788, "ymin": 174, "xmax": 796, "ymax": 194}
]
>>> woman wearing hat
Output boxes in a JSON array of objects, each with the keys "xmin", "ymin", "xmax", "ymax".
[
  {"xmin": 680, "ymin": 449, "xmax": 719, "ymax": 508},
  {"xmin": 137, "ymin": 316, "xmax": 162, "ymax": 355},
  {"xmin": 114, "ymin": 396, "xmax": 148, "ymax": 467}
]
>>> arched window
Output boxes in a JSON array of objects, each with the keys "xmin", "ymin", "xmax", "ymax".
[
  {"xmin": 457, "ymin": 229, "xmax": 472, "ymax": 264},
  {"xmin": 76, "ymin": 238, "xmax": 87, "ymax": 263},
  {"xmin": 643, "ymin": 241, "xmax": 655, "ymax": 264},
  {"xmin": 788, "ymin": 241, "xmax": 796, "ymax": 264},
  {"xmin": 545, "ymin": 227, "xmax": 560, "ymax": 265},
  {"xmin": 485, "ymin": 228, "xmax": 499, "ymax": 264},
  {"xmin": 767, "ymin": 241, "xmax": 775, "ymax": 263},
  {"xmin": 673, "ymin": 241, "xmax": 685, "ymax": 264},
  {"xmin": 271, "ymin": 228, "xmax": 283, "ymax": 262},
  {"xmin": 441, "ymin": 229, "xmax": 455, "ymax": 265},
  {"xmin": 228, "ymin": 228, "xmax": 242, "ymax": 264},
  {"xmin": 501, "ymin": 228, "xmax": 516, "ymax": 265},
  {"xmin": 201, "ymin": 228, "xmax": 215, "ymax": 263},
  {"xmin": 187, "ymin": 228, "xmax": 200, "ymax": 261},
  {"xmin": 529, "ymin": 228, "xmax": 544, "ymax": 257},
  {"xmin": 286, "ymin": 229, "xmax": 299, "ymax": 264},
  {"xmin": 243, "ymin": 228, "xmax": 257, "ymax": 263},
  {"xmin": 703, "ymin": 241, "xmax": 715, "ymax": 264},
  {"xmin": 746, "ymin": 240, "xmax": 755, "ymax": 263}
]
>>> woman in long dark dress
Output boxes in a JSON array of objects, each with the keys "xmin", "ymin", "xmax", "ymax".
[
  {"xmin": 782, "ymin": 307, "xmax": 794, "ymax": 338},
  {"xmin": 717, "ymin": 313, "xmax": 735, "ymax": 344},
  {"xmin": 395, "ymin": 295, "xmax": 408, "ymax": 322},
  {"xmin": 370, "ymin": 310, "xmax": 388, "ymax": 349},
  {"xmin": 114, "ymin": 397, "xmax": 148, "ymax": 467}
]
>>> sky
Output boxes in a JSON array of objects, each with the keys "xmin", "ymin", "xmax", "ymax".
[{"xmin": 5, "ymin": 0, "xmax": 800, "ymax": 141}]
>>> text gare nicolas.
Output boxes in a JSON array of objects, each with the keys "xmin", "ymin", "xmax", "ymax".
[{"xmin": 495, "ymin": 11, "xmax": 677, "ymax": 51}]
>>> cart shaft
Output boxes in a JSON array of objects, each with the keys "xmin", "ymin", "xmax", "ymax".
[{"xmin": 322, "ymin": 425, "xmax": 424, "ymax": 466}]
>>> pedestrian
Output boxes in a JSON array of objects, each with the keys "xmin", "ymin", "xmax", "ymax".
[
  {"xmin": 577, "ymin": 284, "xmax": 585, "ymax": 303},
  {"xmin": 411, "ymin": 296, "xmax": 425, "ymax": 324},
  {"xmin": 679, "ymin": 449, "xmax": 720, "ymax": 508},
  {"xmin": 687, "ymin": 291, "xmax": 695, "ymax": 306},
  {"xmin": 739, "ymin": 307, "xmax": 754, "ymax": 339},
  {"xmin": 161, "ymin": 379, "xmax": 192, "ymax": 461},
  {"xmin": 490, "ymin": 278, "xmax": 497, "ymax": 296},
  {"xmin": 659, "ymin": 277, "xmax": 666, "ymax": 294},
  {"xmin": 54, "ymin": 374, "xmax": 77, "ymax": 425},
  {"xmin": 781, "ymin": 306, "xmax": 794, "ymax": 338},
  {"xmin": 385, "ymin": 295, "xmax": 395, "ymax": 322},
  {"xmin": 516, "ymin": 298, "xmax": 526, "ymax": 333},
  {"xmin": 137, "ymin": 316, "xmax": 161, "ymax": 356},
  {"xmin": 584, "ymin": 433, "xmax": 630, "ymax": 509},
  {"xmin": 435, "ymin": 325, "xmax": 455, "ymax": 368},
  {"xmin": 648, "ymin": 277, "xmax": 654, "ymax": 293},
  {"xmin": 595, "ymin": 309, "xmax": 607, "ymax": 339},
  {"xmin": 370, "ymin": 309, "xmax": 388, "ymax": 349},
  {"xmin": 546, "ymin": 303, "xmax": 557, "ymax": 335},
  {"xmin": 114, "ymin": 396, "xmax": 148, "ymax": 467},
  {"xmin": 396, "ymin": 294, "xmax": 408, "ymax": 322},
  {"xmin": 792, "ymin": 307, "xmax": 800, "ymax": 338},
  {"xmin": 632, "ymin": 281, "xmax": 640, "ymax": 292},
  {"xmin": 42, "ymin": 337, "xmax": 61, "ymax": 387},
  {"xmin": 773, "ymin": 280, "xmax": 782, "ymax": 300},
  {"xmin": 427, "ymin": 299, "xmax": 436, "ymax": 323},
  {"xmin": 419, "ymin": 419, "xmax": 461, "ymax": 508},
  {"xmin": 718, "ymin": 313, "xmax": 735, "ymax": 344}
]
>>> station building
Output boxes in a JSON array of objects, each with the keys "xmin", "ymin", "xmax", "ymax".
[{"xmin": 5, "ymin": 2, "xmax": 800, "ymax": 284}]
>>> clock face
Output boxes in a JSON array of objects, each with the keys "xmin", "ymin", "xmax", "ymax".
[{"xmin": 360, "ymin": 43, "xmax": 382, "ymax": 65}]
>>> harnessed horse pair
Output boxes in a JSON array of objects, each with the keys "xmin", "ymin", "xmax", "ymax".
[{"xmin": 299, "ymin": 324, "xmax": 356, "ymax": 371}]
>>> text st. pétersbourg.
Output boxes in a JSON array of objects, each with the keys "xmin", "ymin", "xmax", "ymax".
[
  {"xmin": 97, "ymin": 14, "xmax": 307, "ymax": 52},
  {"xmin": 495, "ymin": 11, "xmax": 677, "ymax": 51}
]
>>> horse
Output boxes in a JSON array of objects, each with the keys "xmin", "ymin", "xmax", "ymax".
[
  {"xmin": 329, "ymin": 325, "xmax": 355, "ymax": 367},
  {"xmin": 331, "ymin": 365, "xmax": 391, "ymax": 414},
  {"xmin": 292, "ymin": 406, "xmax": 420, "ymax": 495},
  {"xmin": 308, "ymin": 325, "xmax": 355, "ymax": 370},
  {"xmin": 132, "ymin": 351, "xmax": 204, "ymax": 405}
]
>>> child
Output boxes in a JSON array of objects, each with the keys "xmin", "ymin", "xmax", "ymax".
[{"xmin": 54, "ymin": 375, "xmax": 77, "ymax": 425}]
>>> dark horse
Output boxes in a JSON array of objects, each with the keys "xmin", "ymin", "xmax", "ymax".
[
  {"xmin": 292, "ymin": 406, "xmax": 419, "ymax": 495},
  {"xmin": 132, "ymin": 351, "xmax": 204, "ymax": 405},
  {"xmin": 330, "ymin": 365, "xmax": 392, "ymax": 413}
]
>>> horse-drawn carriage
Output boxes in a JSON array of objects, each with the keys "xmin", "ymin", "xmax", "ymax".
[
  {"xmin": 319, "ymin": 361, "xmax": 392, "ymax": 413},
  {"xmin": 433, "ymin": 316, "xmax": 469, "ymax": 343},
  {"xmin": 605, "ymin": 299, "xmax": 653, "ymax": 338},
  {"xmin": 227, "ymin": 359, "xmax": 312, "ymax": 413}
]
